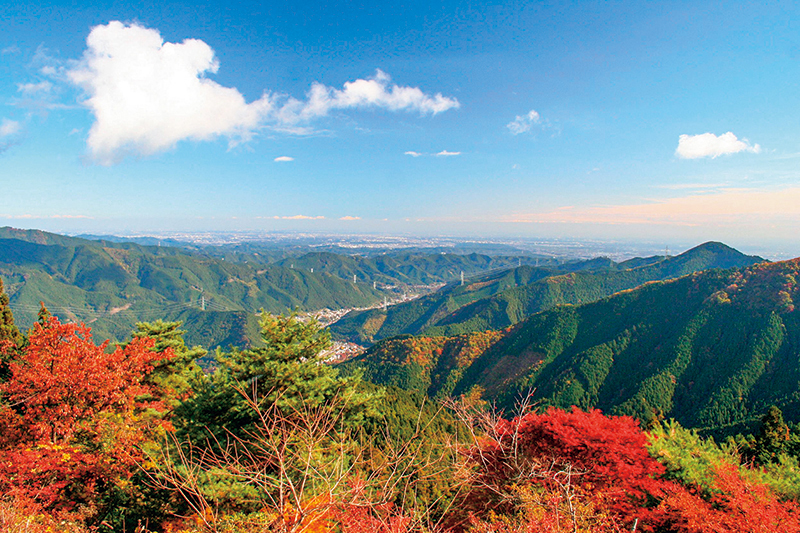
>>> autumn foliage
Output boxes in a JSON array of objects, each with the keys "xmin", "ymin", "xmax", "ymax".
[
  {"xmin": 0, "ymin": 317, "xmax": 169, "ymax": 518},
  {"xmin": 1, "ymin": 313, "xmax": 800, "ymax": 533},
  {"xmin": 455, "ymin": 406, "xmax": 800, "ymax": 533}
]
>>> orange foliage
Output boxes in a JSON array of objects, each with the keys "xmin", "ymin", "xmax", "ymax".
[{"xmin": 0, "ymin": 317, "xmax": 169, "ymax": 517}]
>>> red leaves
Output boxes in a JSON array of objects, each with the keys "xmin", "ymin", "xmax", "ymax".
[
  {"xmin": 460, "ymin": 406, "xmax": 800, "ymax": 533},
  {"xmin": 3, "ymin": 318, "xmax": 163, "ymax": 444},
  {"xmin": 0, "ymin": 317, "xmax": 171, "ymax": 516},
  {"xmin": 657, "ymin": 463, "xmax": 800, "ymax": 533},
  {"xmin": 463, "ymin": 407, "xmax": 666, "ymax": 529}
]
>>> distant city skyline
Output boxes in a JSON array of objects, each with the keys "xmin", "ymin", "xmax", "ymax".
[{"xmin": 3, "ymin": 1, "xmax": 800, "ymax": 253}]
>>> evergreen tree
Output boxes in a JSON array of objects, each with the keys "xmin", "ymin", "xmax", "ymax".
[
  {"xmin": 0, "ymin": 277, "xmax": 21, "ymax": 348},
  {"xmin": 176, "ymin": 311, "xmax": 375, "ymax": 441},
  {"xmin": 754, "ymin": 405, "xmax": 791, "ymax": 465},
  {"xmin": 0, "ymin": 277, "xmax": 22, "ymax": 381},
  {"xmin": 36, "ymin": 301, "xmax": 51, "ymax": 326},
  {"xmin": 131, "ymin": 319, "xmax": 206, "ymax": 409}
]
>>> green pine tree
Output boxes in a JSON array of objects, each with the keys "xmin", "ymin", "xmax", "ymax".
[
  {"xmin": 131, "ymin": 319, "xmax": 206, "ymax": 409},
  {"xmin": 0, "ymin": 276, "xmax": 23, "ymax": 380},
  {"xmin": 0, "ymin": 276, "xmax": 22, "ymax": 347},
  {"xmin": 176, "ymin": 310, "xmax": 376, "ymax": 441},
  {"xmin": 754, "ymin": 405, "xmax": 790, "ymax": 465},
  {"xmin": 36, "ymin": 301, "xmax": 52, "ymax": 326}
]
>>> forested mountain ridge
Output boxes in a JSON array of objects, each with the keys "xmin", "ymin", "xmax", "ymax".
[
  {"xmin": 331, "ymin": 241, "xmax": 764, "ymax": 344},
  {"xmin": 0, "ymin": 227, "xmax": 557, "ymax": 348},
  {"xmin": 343, "ymin": 257, "xmax": 799, "ymax": 435},
  {"xmin": 273, "ymin": 250, "xmax": 548, "ymax": 286},
  {"xmin": 0, "ymin": 231, "xmax": 385, "ymax": 346}
]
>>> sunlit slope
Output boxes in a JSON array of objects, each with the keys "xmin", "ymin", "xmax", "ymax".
[
  {"xmin": 332, "ymin": 242, "xmax": 763, "ymax": 344},
  {"xmin": 345, "ymin": 258, "xmax": 800, "ymax": 434},
  {"xmin": 0, "ymin": 231, "xmax": 383, "ymax": 346}
]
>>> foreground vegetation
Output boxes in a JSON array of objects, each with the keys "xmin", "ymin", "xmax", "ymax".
[{"xmin": 1, "ymin": 273, "xmax": 800, "ymax": 532}]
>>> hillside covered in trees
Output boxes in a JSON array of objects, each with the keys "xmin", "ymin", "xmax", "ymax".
[
  {"xmin": 331, "ymin": 241, "xmax": 764, "ymax": 344},
  {"xmin": 1, "ymin": 278, "xmax": 800, "ymax": 533},
  {"xmin": 0, "ymin": 227, "xmax": 538, "ymax": 348},
  {"xmin": 1, "ymin": 230, "xmax": 797, "ymax": 532},
  {"xmin": 343, "ymin": 257, "xmax": 800, "ymax": 436}
]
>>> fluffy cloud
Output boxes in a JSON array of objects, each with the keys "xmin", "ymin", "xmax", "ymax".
[
  {"xmin": 67, "ymin": 21, "xmax": 459, "ymax": 164},
  {"xmin": 274, "ymin": 156, "xmax": 294, "ymax": 162},
  {"xmin": 435, "ymin": 150, "xmax": 461, "ymax": 156},
  {"xmin": 339, "ymin": 216, "xmax": 361, "ymax": 220},
  {"xmin": 67, "ymin": 21, "xmax": 273, "ymax": 164},
  {"xmin": 404, "ymin": 151, "xmax": 422, "ymax": 157},
  {"xmin": 276, "ymin": 69, "xmax": 459, "ymax": 123},
  {"xmin": 507, "ymin": 109, "xmax": 540, "ymax": 135},
  {"xmin": 675, "ymin": 132, "xmax": 761, "ymax": 159}
]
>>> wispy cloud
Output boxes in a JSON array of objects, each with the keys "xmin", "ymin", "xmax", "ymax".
[
  {"xmin": 339, "ymin": 216, "xmax": 361, "ymax": 220},
  {"xmin": 0, "ymin": 118, "xmax": 22, "ymax": 153},
  {"xmin": 404, "ymin": 150, "xmax": 461, "ymax": 157},
  {"xmin": 656, "ymin": 182, "xmax": 730, "ymax": 190},
  {"xmin": 66, "ymin": 21, "xmax": 459, "ymax": 164},
  {"xmin": 0, "ymin": 119, "xmax": 21, "ymax": 138},
  {"xmin": 675, "ymin": 132, "xmax": 761, "ymax": 159},
  {"xmin": 505, "ymin": 186, "xmax": 800, "ymax": 226},
  {"xmin": 274, "ymin": 215, "xmax": 325, "ymax": 220},
  {"xmin": 17, "ymin": 81, "xmax": 53, "ymax": 96},
  {"xmin": 274, "ymin": 156, "xmax": 294, "ymax": 162},
  {"xmin": 506, "ymin": 109, "xmax": 540, "ymax": 135}
]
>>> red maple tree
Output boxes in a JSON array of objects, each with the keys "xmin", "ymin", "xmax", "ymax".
[{"xmin": 0, "ymin": 317, "xmax": 169, "ymax": 515}]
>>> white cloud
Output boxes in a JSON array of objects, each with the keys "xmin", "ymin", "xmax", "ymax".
[
  {"xmin": 675, "ymin": 132, "xmax": 761, "ymax": 159},
  {"xmin": 274, "ymin": 156, "xmax": 294, "ymax": 162},
  {"xmin": 435, "ymin": 150, "xmax": 461, "ymax": 156},
  {"xmin": 340, "ymin": 216, "xmax": 361, "ymax": 220},
  {"xmin": 404, "ymin": 151, "xmax": 422, "ymax": 157},
  {"xmin": 507, "ymin": 109, "xmax": 540, "ymax": 135},
  {"xmin": 274, "ymin": 215, "xmax": 325, "ymax": 220},
  {"xmin": 277, "ymin": 69, "xmax": 459, "ymax": 124},
  {"xmin": 17, "ymin": 81, "xmax": 53, "ymax": 95},
  {"xmin": 0, "ymin": 119, "xmax": 21, "ymax": 138},
  {"xmin": 0, "ymin": 119, "xmax": 21, "ymax": 153},
  {"xmin": 68, "ymin": 21, "xmax": 273, "ymax": 164},
  {"xmin": 0, "ymin": 214, "xmax": 92, "ymax": 219},
  {"xmin": 67, "ymin": 21, "xmax": 459, "ymax": 164}
]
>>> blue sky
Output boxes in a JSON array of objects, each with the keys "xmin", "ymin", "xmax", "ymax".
[{"xmin": 2, "ymin": 1, "xmax": 800, "ymax": 251}]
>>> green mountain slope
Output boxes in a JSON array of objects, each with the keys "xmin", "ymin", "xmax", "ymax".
[
  {"xmin": 331, "ymin": 242, "xmax": 763, "ymax": 344},
  {"xmin": 0, "ymin": 231, "xmax": 384, "ymax": 346},
  {"xmin": 0, "ymin": 228, "xmax": 562, "ymax": 349},
  {"xmin": 274, "ymin": 251, "xmax": 549, "ymax": 286},
  {"xmin": 343, "ymin": 257, "xmax": 800, "ymax": 435}
]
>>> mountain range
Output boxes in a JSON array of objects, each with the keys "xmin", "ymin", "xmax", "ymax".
[
  {"xmin": 0, "ymin": 227, "xmax": 541, "ymax": 347},
  {"xmin": 342, "ymin": 256, "xmax": 800, "ymax": 436},
  {"xmin": 331, "ymin": 242, "xmax": 764, "ymax": 344}
]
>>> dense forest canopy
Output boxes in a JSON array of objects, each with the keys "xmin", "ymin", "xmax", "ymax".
[{"xmin": 0, "ymin": 233, "xmax": 798, "ymax": 532}]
